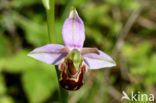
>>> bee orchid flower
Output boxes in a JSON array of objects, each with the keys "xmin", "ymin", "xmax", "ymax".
[{"xmin": 28, "ymin": 9, "xmax": 116, "ymax": 91}]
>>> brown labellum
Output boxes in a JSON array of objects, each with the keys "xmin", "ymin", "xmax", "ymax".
[{"xmin": 59, "ymin": 61, "xmax": 86, "ymax": 91}]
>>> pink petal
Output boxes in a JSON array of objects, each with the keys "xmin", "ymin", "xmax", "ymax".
[
  {"xmin": 28, "ymin": 44, "xmax": 67, "ymax": 65},
  {"xmin": 83, "ymin": 50, "xmax": 116, "ymax": 69},
  {"xmin": 62, "ymin": 9, "xmax": 85, "ymax": 48}
]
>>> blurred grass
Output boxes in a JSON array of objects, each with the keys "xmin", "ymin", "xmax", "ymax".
[{"xmin": 0, "ymin": 0, "xmax": 156, "ymax": 103}]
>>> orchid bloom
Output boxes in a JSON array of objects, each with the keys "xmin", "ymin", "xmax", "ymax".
[{"xmin": 28, "ymin": 9, "xmax": 116, "ymax": 91}]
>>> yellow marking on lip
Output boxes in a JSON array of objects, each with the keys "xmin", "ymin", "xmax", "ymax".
[
  {"xmin": 59, "ymin": 70, "xmax": 81, "ymax": 82},
  {"xmin": 65, "ymin": 85, "xmax": 68, "ymax": 89},
  {"xmin": 74, "ymin": 86, "xmax": 78, "ymax": 90},
  {"xmin": 66, "ymin": 70, "xmax": 83, "ymax": 82}
]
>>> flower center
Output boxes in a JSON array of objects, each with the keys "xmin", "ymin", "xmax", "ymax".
[
  {"xmin": 64, "ymin": 48, "xmax": 83, "ymax": 75},
  {"xmin": 59, "ymin": 48, "xmax": 87, "ymax": 91}
]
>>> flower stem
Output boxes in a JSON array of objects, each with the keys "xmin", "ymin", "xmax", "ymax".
[
  {"xmin": 45, "ymin": 0, "xmax": 68, "ymax": 103},
  {"xmin": 46, "ymin": 0, "xmax": 56, "ymax": 43}
]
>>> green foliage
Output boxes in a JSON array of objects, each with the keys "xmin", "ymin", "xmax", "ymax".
[
  {"xmin": 0, "ymin": 50, "xmax": 36, "ymax": 72},
  {"xmin": 106, "ymin": 0, "xmax": 140, "ymax": 10},
  {"xmin": 22, "ymin": 67, "xmax": 57, "ymax": 103},
  {"xmin": 13, "ymin": 13, "xmax": 49, "ymax": 46},
  {"xmin": 0, "ymin": 50, "xmax": 58, "ymax": 102},
  {"xmin": 0, "ymin": 34, "xmax": 10, "ymax": 58},
  {"xmin": 0, "ymin": 73, "xmax": 14, "ymax": 103},
  {"xmin": 123, "ymin": 42, "xmax": 156, "ymax": 85},
  {"xmin": 12, "ymin": 0, "xmax": 40, "ymax": 8},
  {"xmin": 0, "ymin": 73, "xmax": 6, "ymax": 95}
]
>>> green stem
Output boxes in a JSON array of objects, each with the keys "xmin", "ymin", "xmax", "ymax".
[
  {"xmin": 45, "ymin": 0, "xmax": 68, "ymax": 103},
  {"xmin": 46, "ymin": 0, "xmax": 56, "ymax": 43}
]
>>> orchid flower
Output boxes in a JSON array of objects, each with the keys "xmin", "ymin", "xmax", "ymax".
[{"xmin": 28, "ymin": 9, "xmax": 116, "ymax": 91}]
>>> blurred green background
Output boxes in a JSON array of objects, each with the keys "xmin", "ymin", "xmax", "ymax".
[{"xmin": 0, "ymin": 0, "xmax": 156, "ymax": 103}]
